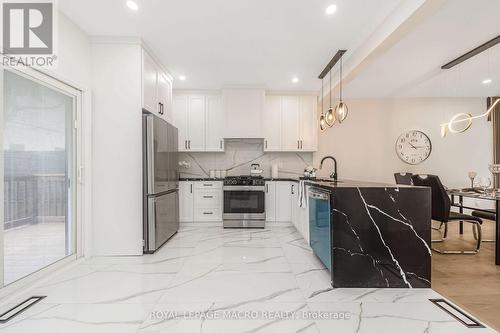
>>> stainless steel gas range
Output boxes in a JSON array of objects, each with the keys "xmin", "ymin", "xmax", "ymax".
[{"xmin": 223, "ymin": 176, "xmax": 266, "ymax": 228}]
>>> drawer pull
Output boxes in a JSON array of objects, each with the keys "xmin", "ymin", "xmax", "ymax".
[
  {"xmin": 203, "ymin": 212, "xmax": 214, "ymax": 215},
  {"xmin": 203, "ymin": 195, "xmax": 214, "ymax": 199},
  {"xmin": 203, "ymin": 184, "xmax": 213, "ymax": 187}
]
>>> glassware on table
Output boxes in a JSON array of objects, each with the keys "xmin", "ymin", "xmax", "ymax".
[
  {"xmin": 476, "ymin": 177, "xmax": 492, "ymax": 194},
  {"xmin": 468, "ymin": 171, "xmax": 477, "ymax": 189}
]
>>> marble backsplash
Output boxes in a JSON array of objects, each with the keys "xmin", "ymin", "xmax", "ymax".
[{"xmin": 178, "ymin": 139, "xmax": 313, "ymax": 178}]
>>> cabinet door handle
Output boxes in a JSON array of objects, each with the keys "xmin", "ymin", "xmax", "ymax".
[
  {"xmin": 297, "ymin": 140, "xmax": 300, "ymax": 149},
  {"xmin": 265, "ymin": 140, "xmax": 268, "ymax": 149},
  {"xmin": 185, "ymin": 140, "xmax": 187, "ymax": 149},
  {"xmin": 266, "ymin": 184, "xmax": 268, "ymax": 193},
  {"xmin": 220, "ymin": 140, "xmax": 223, "ymax": 149},
  {"xmin": 300, "ymin": 140, "xmax": 303, "ymax": 149},
  {"xmin": 188, "ymin": 140, "xmax": 191, "ymax": 149},
  {"xmin": 291, "ymin": 185, "xmax": 295, "ymax": 194},
  {"xmin": 190, "ymin": 184, "xmax": 193, "ymax": 193}
]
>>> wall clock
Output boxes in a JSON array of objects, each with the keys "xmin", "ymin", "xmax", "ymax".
[{"xmin": 395, "ymin": 130, "xmax": 432, "ymax": 165}]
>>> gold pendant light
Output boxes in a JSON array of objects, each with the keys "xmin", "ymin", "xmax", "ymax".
[
  {"xmin": 325, "ymin": 69, "xmax": 336, "ymax": 127},
  {"xmin": 319, "ymin": 77, "xmax": 327, "ymax": 132},
  {"xmin": 334, "ymin": 57, "xmax": 348, "ymax": 123}
]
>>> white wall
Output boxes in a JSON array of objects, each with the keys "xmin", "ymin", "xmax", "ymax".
[
  {"xmin": 51, "ymin": 12, "xmax": 92, "ymax": 88},
  {"xmin": 315, "ymin": 98, "xmax": 492, "ymax": 189},
  {"xmin": 90, "ymin": 41, "xmax": 143, "ymax": 256}
]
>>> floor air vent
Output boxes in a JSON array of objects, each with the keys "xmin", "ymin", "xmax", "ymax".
[
  {"xmin": 0, "ymin": 296, "xmax": 46, "ymax": 323},
  {"xmin": 429, "ymin": 298, "xmax": 484, "ymax": 328}
]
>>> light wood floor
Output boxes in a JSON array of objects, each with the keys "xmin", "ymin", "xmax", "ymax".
[{"xmin": 432, "ymin": 219, "xmax": 500, "ymax": 330}]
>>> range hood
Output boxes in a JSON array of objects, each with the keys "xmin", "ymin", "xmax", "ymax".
[{"xmin": 222, "ymin": 89, "xmax": 265, "ymax": 139}]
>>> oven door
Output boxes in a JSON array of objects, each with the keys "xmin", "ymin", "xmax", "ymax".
[{"xmin": 223, "ymin": 186, "xmax": 265, "ymax": 220}]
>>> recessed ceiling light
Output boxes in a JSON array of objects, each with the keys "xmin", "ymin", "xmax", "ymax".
[
  {"xmin": 126, "ymin": 0, "xmax": 138, "ymax": 11},
  {"xmin": 326, "ymin": 4, "xmax": 337, "ymax": 15},
  {"xmin": 179, "ymin": 75, "xmax": 186, "ymax": 81},
  {"xmin": 482, "ymin": 78, "xmax": 492, "ymax": 85},
  {"xmin": 292, "ymin": 77, "xmax": 299, "ymax": 83}
]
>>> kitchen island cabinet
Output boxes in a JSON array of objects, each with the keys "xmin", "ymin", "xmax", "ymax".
[{"xmin": 306, "ymin": 180, "xmax": 431, "ymax": 288}]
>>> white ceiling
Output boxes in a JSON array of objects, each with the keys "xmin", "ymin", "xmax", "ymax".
[
  {"xmin": 343, "ymin": 0, "xmax": 500, "ymax": 98},
  {"xmin": 58, "ymin": 0, "xmax": 402, "ymax": 91}
]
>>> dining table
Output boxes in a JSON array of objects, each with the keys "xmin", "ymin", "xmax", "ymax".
[{"xmin": 447, "ymin": 189, "xmax": 500, "ymax": 265}]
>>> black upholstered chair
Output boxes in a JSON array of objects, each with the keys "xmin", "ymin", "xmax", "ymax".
[
  {"xmin": 472, "ymin": 209, "xmax": 496, "ymax": 220},
  {"xmin": 472, "ymin": 210, "xmax": 496, "ymax": 243},
  {"xmin": 412, "ymin": 174, "xmax": 483, "ymax": 254},
  {"xmin": 394, "ymin": 172, "xmax": 413, "ymax": 185}
]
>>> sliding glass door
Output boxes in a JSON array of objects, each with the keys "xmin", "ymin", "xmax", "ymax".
[{"xmin": 1, "ymin": 68, "xmax": 79, "ymax": 286}]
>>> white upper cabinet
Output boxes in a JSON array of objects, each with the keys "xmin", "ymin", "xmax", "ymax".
[
  {"xmin": 173, "ymin": 95, "xmax": 189, "ymax": 151},
  {"xmin": 172, "ymin": 93, "xmax": 224, "ymax": 152},
  {"xmin": 142, "ymin": 51, "xmax": 158, "ymax": 113},
  {"xmin": 281, "ymin": 96, "xmax": 301, "ymax": 151},
  {"xmin": 223, "ymin": 89, "xmax": 264, "ymax": 138},
  {"xmin": 299, "ymin": 95, "xmax": 317, "ymax": 151},
  {"xmin": 187, "ymin": 95, "xmax": 206, "ymax": 151},
  {"xmin": 157, "ymin": 73, "xmax": 173, "ymax": 122},
  {"xmin": 173, "ymin": 94, "xmax": 206, "ymax": 151},
  {"xmin": 142, "ymin": 49, "xmax": 173, "ymax": 122},
  {"xmin": 264, "ymin": 94, "xmax": 318, "ymax": 152},
  {"xmin": 205, "ymin": 95, "xmax": 225, "ymax": 152},
  {"xmin": 263, "ymin": 96, "xmax": 282, "ymax": 151},
  {"xmin": 173, "ymin": 91, "xmax": 317, "ymax": 152}
]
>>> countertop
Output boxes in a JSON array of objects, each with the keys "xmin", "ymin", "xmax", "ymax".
[
  {"xmin": 304, "ymin": 179, "xmax": 419, "ymax": 189},
  {"xmin": 179, "ymin": 178, "xmax": 223, "ymax": 181},
  {"xmin": 178, "ymin": 177, "xmax": 420, "ymax": 189},
  {"xmin": 179, "ymin": 177, "xmax": 301, "ymax": 182}
]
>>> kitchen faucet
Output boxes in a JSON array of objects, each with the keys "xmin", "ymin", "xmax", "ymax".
[{"xmin": 319, "ymin": 156, "xmax": 338, "ymax": 181}]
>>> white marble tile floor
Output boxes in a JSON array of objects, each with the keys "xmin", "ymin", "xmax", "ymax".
[{"xmin": 0, "ymin": 226, "xmax": 496, "ymax": 333}]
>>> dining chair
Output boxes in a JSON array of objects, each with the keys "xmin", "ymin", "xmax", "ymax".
[
  {"xmin": 412, "ymin": 174, "xmax": 483, "ymax": 254},
  {"xmin": 394, "ymin": 172, "xmax": 413, "ymax": 185},
  {"xmin": 471, "ymin": 209, "xmax": 496, "ymax": 243}
]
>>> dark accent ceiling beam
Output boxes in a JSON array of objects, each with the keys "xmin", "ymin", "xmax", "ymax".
[
  {"xmin": 318, "ymin": 50, "xmax": 347, "ymax": 79},
  {"xmin": 441, "ymin": 35, "xmax": 500, "ymax": 69}
]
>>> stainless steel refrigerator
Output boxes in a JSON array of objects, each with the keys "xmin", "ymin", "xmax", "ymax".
[{"xmin": 143, "ymin": 113, "xmax": 179, "ymax": 253}]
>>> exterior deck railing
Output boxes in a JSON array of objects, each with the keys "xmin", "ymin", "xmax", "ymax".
[{"xmin": 4, "ymin": 174, "xmax": 67, "ymax": 229}]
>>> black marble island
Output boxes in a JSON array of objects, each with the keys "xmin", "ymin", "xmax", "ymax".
[{"xmin": 305, "ymin": 179, "xmax": 431, "ymax": 288}]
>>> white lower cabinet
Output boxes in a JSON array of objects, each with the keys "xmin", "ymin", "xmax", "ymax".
[
  {"xmin": 266, "ymin": 181, "xmax": 294, "ymax": 223},
  {"xmin": 179, "ymin": 181, "xmax": 222, "ymax": 222},
  {"xmin": 295, "ymin": 200, "xmax": 310, "ymax": 244},
  {"xmin": 179, "ymin": 182, "xmax": 194, "ymax": 222},
  {"xmin": 265, "ymin": 182, "xmax": 276, "ymax": 222},
  {"xmin": 292, "ymin": 184, "xmax": 310, "ymax": 244},
  {"xmin": 276, "ymin": 182, "xmax": 293, "ymax": 222}
]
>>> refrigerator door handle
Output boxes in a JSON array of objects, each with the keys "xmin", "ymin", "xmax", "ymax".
[
  {"xmin": 146, "ymin": 115, "xmax": 155, "ymax": 194},
  {"xmin": 147, "ymin": 197, "xmax": 156, "ymax": 252}
]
